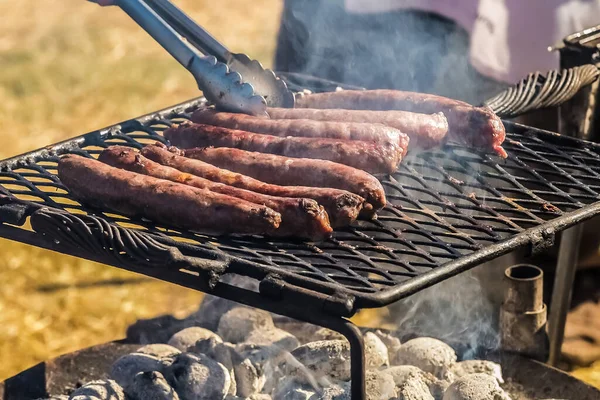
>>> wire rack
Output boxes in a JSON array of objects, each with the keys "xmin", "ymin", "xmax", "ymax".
[{"xmin": 2, "ymin": 97, "xmax": 600, "ymax": 316}]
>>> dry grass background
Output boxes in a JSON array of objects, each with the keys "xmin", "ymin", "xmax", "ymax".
[
  {"xmin": 0, "ymin": 0, "xmax": 281, "ymax": 380},
  {"xmin": 2, "ymin": 0, "xmax": 600, "ymax": 390}
]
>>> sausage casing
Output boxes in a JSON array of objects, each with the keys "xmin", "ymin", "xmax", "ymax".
[
  {"xmin": 164, "ymin": 122, "xmax": 405, "ymax": 174},
  {"xmin": 295, "ymin": 89, "xmax": 507, "ymax": 157},
  {"xmin": 58, "ymin": 154, "xmax": 281, "ymax": 235},
  {"xmin": 191, "ymin": 108, "xmax": 408, "ymax": 147},
  {"xmin": 141, "ymin": 143, "xmax": 364, "ymax": 227},
  {"xmin": 182, "ymin": 146, "xmax": 386, "ymax": 217},
  {"xmin": 99, "ymin": 146, "xmax": 333, "ymax": 240},
  {"xmin": 266, "ymin": 107, "xmax": 447, "ymax": 149}
]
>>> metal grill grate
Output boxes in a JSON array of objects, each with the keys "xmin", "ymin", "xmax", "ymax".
[{"xmin": 2, "ymin": 97, "xmax": 600, "ymax": 314}]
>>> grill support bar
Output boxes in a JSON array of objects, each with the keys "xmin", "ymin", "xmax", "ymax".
[{"xmin": 548, "ymin": 223, "xmax": 584, "ymax": 366}]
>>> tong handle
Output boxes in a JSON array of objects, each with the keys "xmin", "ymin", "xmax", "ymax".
[
  {"xmin": 112, "ymin": 0, "xmax": 267, "ymax": 116},
  {"xmin": 118, "ymin": 0, "xmax": 198, "ymax": 69},
  {"xmin": 144, "ymin": 0, "xmax": 231, "ymax": 63}
]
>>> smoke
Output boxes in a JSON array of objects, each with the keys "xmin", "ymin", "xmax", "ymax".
[
  {"xmin": 386, "ymin": 265, "xmax": 502, "ymax": 360},
  {"xmin": 275, "ymin": 1, "xmax": 507, "ymax": 104}
]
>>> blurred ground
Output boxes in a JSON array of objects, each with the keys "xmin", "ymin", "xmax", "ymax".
[{"xmin": 0, "ymin": 0, "xmax": 281, "ymax": 380}]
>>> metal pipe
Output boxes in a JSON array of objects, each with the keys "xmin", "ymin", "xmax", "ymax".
[
  {"xmin": 548, "ymin": 224, "xmax": 584, "ymax": 366},
  {"xmin": 500, "ymin": 264, "xmax": 549, "ymax": 361},
  {"xmin": 504, "ymin": 264, "xmax": 544, "ymax": 313}
]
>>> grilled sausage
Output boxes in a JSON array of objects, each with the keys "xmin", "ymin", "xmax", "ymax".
[
  {"xmin": 182, "ymin": 147, "xmax": 386, "ymax": 218},
  {"xmin": 191, "ymin": 108, "xmax": 409, "ymax": 147},
  {"xmin": 58, "ymin": 154, "xmax": 281, "ymax": 235},
  {"xmin": 99, "ymin": 146, "xmax": 333, "ymax": 241},
  {"xmin": 141, "ymin": 143, "xmax": 364, "ymax": 227},
  {"xmin": 266, "ymin": 107, "xmax": 447, "ymax": 149},
  {"xmin": 164, "ymin": 123, "xmax": 405, "ymax": 174},
  {"xmin": 295, "ymin": 90, "xmax": 507, "ymax": 157}
]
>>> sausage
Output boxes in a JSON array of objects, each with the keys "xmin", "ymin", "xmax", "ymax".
[
  {"xmin": 99, "ymin": 146, "xmax": 333, "ymax": 241},
  {"xmin": 191, "ymin": 108, "xmax": 409, "ymax": 147},
  {"xmin": 266, "ymin": 107, "xmax": 447, "ymax": 149},
  {"xmin": 58, "ymin": 154, "xmax": 281, "ymax": 235},
  {"xmin": 295, "ymin": 90, "xmax": 507, "ymax": 157},
  {"xmin": 182, "ymin": 147, "xmax": 386, "ymax": 218},
  {"xmin": 164, "ymin": 123, "xmax": 404, "ymax": 174},
  {"xmin": 141, "ymin": 143, "xmax": 364, "ymax": 227}
]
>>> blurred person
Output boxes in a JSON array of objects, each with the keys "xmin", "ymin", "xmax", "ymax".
[{"xmin": 274, "ymin": 0, "xmax": 600, "ymax": 105}]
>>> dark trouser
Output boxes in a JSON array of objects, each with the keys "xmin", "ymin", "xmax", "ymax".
[{"xmin": 274, "ymin": 0, "xmax": 506, "ymax": 105}]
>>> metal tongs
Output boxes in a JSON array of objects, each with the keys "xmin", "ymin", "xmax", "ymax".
[{"xmin": 91, "ymin": 0, "xmax": 294, "ymax": 116}]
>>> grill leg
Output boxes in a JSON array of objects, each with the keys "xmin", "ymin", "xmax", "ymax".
[
  {"xmin": 548, "ymin": 224, "xmax": 584, "ymax": 366},
  {"xmin": 323, "ymin": 318, "xmax": 366, "ymax": 400}
]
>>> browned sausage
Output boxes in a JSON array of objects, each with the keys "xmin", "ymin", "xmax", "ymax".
[
  {"xmin": 141, "ymin": 143, "xmax": 364, "ymax": 227},
  {"xmin": 182, "ymin": 147, "xmax": 386, "ymax": 217},
  {"xmin": 98, "ymin": 146, "xmax": 333, "ymax": 241},
  {"xmin": 58, "ymin": 154, "xmax": 281, "ymax": 235},
  {"xmin": 164, "ymin": 123, "xmax": 405, "ymax": 174},
  {"xmin": 295, "ymin": 90, "xmax": 507, "ymax": 157},
  {"xmin": 191, "ymin": 108, "xmax": 409, "ymax": 147},
  {"xmin": 266, "ymin": 107, "xmax": 447, "ymax": 149}
]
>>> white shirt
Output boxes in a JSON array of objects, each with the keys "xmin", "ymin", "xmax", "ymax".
[{"xmin": 345, "ymin": 0, "xmax": 600, "ymax": 84}]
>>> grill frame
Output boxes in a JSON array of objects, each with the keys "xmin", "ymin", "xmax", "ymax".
[{"xmin": 2, "ymin": 97, "xmax": 600, "ymax": 317}]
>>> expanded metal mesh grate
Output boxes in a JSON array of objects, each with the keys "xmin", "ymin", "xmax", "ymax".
[{"xmin": 2, "ymin": 98, "xmax": 600, "ymax": 310}]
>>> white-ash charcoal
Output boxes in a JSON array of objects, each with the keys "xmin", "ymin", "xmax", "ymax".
[
  {"xmin": 47, "ymin": 396, "xmax": 69, "ymax": 400},
  {"xmin": 279, "ymin": 387, "xmax": 316, "ymax": 400},
  {"xmin": 364, "ymin": 370, "xmax": 397, "ymax": 400},
  {"xmin": 312, "ymin": 328, "xmax": 346, "ymax": 343},
  {"xmin": 136, "ymin": 344, "xmax": 182, "ymax": 359},
  {"xmin": 165, "ymin": 352, "xmax": 231, "ymax": 400},
  {"xmin": 442, "ymin": 373, "xmax": 511, "ymax": 400},
  {"xmin": 383, "ymin": 365, "xmax": 447, "ymax": 399},
  {"xmin": 218, "ymin": 307, "xmax": 275, "ymax": 344},
  {"xmin": 244, "ymin": 327, "xmax": 300, "ymax": 351},
  {"xmin": 189, "ymin": 337, "xmax": 235, "ymax": 370},
  {"xmin": 69, "ymin": 379, "xmax": 125, "ymax": 400},
  {"xmin": 284, "ymin": 340, "xmax": 351, "ymax": 383},
  {"xmin": 272, "ymin": 376, "xmax": 316, "ymax": 400},
  {"xmin": 234, "ymin": 357, "xmax": 265, "ymax": 397},
  {"xmin": 373, "ymin": 330, "xmax": 402, "ymax": 362},
  {"xmin": 192, "ymin": 337, "xmax": 269, "ymax": 397},
  {"xmin": 272, "ymin": 319, "xmax": 345, "ymax": 344},
  {"xmin": 129, "ymin": 371, "xmax": 179, "ymax": 400},
  {"xmin": 248, "ymin": 395, "xmax": 272, "ymax": 400},
  {"xmin": 315, "ymin": 382, "xmax": 351, "ymax": 400},
  {"xmin": 168, "ymin": 327, "xmax": 223, "ymax": 351},
  {"xmin": 225, "ymin": 395, "xmax": 272, "ymax": 400},
  {"xmin": 364, "ymin": 331, "xmax": 389, "ymax": 368},
  {"xmin": 203, "ymin": 340, "xmax": 239, "ymax": 395},
  {"xmin": 396, "ymin": 375, "xmax": 435, "ymax": 400},
  {"xmin": 110, "ymin": 352, "xmax": 167, "ymax": 391},
  {"xmin": 395, "ymin": 338, "xmax": 457, "ymax": 380},
  {"xmin": 450, "ymin": 360, "xmax": 504, "ymax": 384}
]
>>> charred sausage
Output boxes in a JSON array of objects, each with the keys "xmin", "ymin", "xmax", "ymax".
[
  {"xmin": 141, "ymin": 143, "xmax": 364, "ymax": 227},
  {"xmin": 182, "ymin": 147, "xmax": 386, "ymax": 218},
  {"xmin": 58, "ymin": 154, "xmax": 281, "ymax": 235},
  {"xmin": 191, "ymin": 108, "xmax": 409, "ymax": 147},
  {"xmin": 295, "ymin": 90, "xmax": 507, "ymax": 157},
  {"xmin": 99, "ymin": 146, "xmax": 333, "ymax": 241},
  {"xmin": 164, "ymin": 123, "xmax": 405, "ymax": 174},
  {"xmin": 266, "ymin": 107, "xmax": 447, "ymax": 149}
]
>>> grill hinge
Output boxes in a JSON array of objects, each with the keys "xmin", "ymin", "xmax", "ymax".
[{"xmin": 259, "ymin": 274, "xmax": 356, "ymax": 318}]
